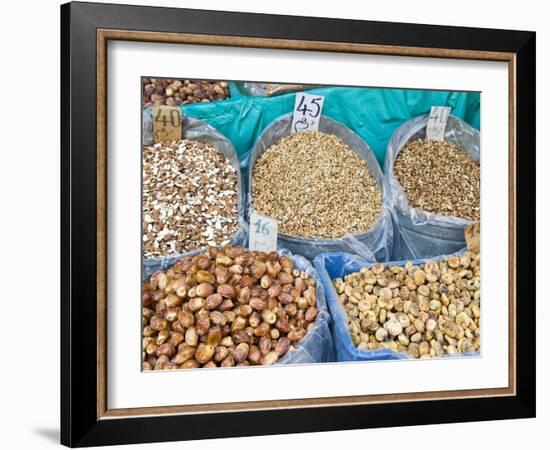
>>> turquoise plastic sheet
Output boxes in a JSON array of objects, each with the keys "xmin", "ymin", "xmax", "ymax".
[{"xmin": 175, "ymin": 85, "xmax": 480, "ymax": 165}]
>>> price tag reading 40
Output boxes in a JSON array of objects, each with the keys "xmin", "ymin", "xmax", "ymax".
[
  {"xmin": 249, "ymin": 211, "xmax": 278, "ymax": 252},
  {"xmin": 152, "ymin": 106, "xmax": 182, "ymax": 143},
  {"xmin": 291, "ymin": 93, "xmax": 325, "ymax": 134}
]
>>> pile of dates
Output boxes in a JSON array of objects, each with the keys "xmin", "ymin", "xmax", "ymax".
[{"xmin": 142, "ymin": 246, "xmax": 319, "ymax": 370}]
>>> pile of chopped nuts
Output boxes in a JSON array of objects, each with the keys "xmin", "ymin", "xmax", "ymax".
[
  {"xmin": 142, "ymin": 245, "xmax": 319, "ymax": 370},
  {"xmin": 252, "ymin": 131, "xmax": 382, "ymax": 239},
  {"xmin": 143, "ymin": 79, "xmax": 230, "ymax": 107},
  {"xmin": 394, "ymin": 139, "xmax": 480, "ymax": 221},
  {"xmin": 142, "ymin": 140, "xmax": 239, "ymax": 258},
  {"xmin": 333, "ymin": 250, "xmax": 480, "ymax": 358}
]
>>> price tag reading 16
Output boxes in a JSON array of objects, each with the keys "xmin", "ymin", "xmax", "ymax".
[
  {"xmin": 291, "ymin": 93, "xmax": 325, "ymax": 134},
  {"xmin": 249, "ymin": 211, "xmax": 278, "ymax": 252}
]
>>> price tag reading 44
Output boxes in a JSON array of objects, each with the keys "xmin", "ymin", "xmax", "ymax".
[
  {"xmin": 291, "ymin": 93, "xmax": 325, "ymax": 134},
  {"xmin": 249, "ymin": 211, "xmax": 278, "ymax": 253},
  {"xmin": 426, "ymin": 106, "xmax": 451, "ymax": 141}
]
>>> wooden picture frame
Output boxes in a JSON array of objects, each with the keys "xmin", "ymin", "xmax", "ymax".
[{"xmin": 61, "ymin": 1, "xmax": 535, "ymax": 447}]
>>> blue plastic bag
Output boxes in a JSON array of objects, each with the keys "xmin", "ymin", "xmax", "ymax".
[
  {"xmin": 153, "ymin": 86, "xmax": 480, "ymax": 165},
  {"xmin": 314, "ymin": 250, "xmax": 479, "ymax": 362},
  {"xmin": 314, "ymin": 252, "xmax": 408, "ymax": 362}
]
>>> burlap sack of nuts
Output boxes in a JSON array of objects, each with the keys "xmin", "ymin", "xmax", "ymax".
[
  {"xmin": 385, "ymin": 114, "xmax": 480, "ymax": 260},
  {"xmin": 247, "ymin": 113, "xmax": 394, "ymax": 261}
]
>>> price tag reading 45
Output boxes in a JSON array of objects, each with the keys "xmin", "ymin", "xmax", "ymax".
[
  {"xmin": 249, "ymin": 211, "xmax": 278, "ymax": 252},
  {"xmin": 291, "ymin": 93, "xmax": 325, "ymax": 134}
]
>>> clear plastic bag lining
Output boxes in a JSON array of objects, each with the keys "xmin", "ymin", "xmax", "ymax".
[
  {"xmin": 142, "ymin": 112, "xmax": 247, "ymax": 275},
  {"xmin": 246, "ymin": 113, "xmax": 395, "ymax": 262},
  {"xmin": 384, "ymin": 114, "xmax": 480, "ymax": 259}
]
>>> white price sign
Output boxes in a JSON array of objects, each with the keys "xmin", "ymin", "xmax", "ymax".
[
  {"xmin": 426, "ymin": 106, "xmax": 451, "ymax": 141},
  {"xmin": 291, "ymin": 93, "xmax": 325, "ymax": 133},
  {"xmin": 249, "ymin": 211, "xmax": 278, "ymax": 252}
]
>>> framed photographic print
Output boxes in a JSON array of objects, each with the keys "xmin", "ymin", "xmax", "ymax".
[{"xmin": 60, "ymin": 1, "xmax": 536, "ymax": 447}]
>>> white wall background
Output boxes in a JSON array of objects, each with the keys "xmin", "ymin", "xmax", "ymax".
[{"xmin": 0, "ymin": 0, "xmax": 545, "ymax": 448}]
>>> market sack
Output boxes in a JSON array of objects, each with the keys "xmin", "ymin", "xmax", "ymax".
[
  {"xmin": 247, "ymin": 113, "xmax": 394, "ymax": 262},
  {"xmin": 142, "ymin": 111, "xmax": 247, "ymax": 279},
  {"xmin": 142, "ymin": 248, "xmax": 335, "ymax": 366},
  {"xmin": 385, "ymin": 114, "xmax": 480, "ymax": 260},
  {"xmin": 313, "ymin": 250, "xmax": 479, "ymax": 362}
]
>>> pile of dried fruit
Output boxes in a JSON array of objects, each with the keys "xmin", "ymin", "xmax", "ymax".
[
  {"xmin": 142, "ymin": 246, "xmax": 319, "ymax": 370},
  {"xmin": 142, "ymin": 79, "xmax": 230, "ymax": 107},
  {"xmin": 142, "ymin": 140, "xmax": 239, "ymax": 258},
  {"xmin": 333, "ymin": 250, "xmax": 480, "ymax": 358},
  {"xmin": 393, "ymin": 139, "xmax": 480, "ymax": 221},
  {"xmin": 252, "ymin": 131, "xmax": 382, "ymax": 239}
]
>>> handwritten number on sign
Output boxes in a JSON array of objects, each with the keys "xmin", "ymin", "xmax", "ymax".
[
  {"xmin": 291, "ymin": 93, "xmax": 325, "ymax": 133},
  {"xmin": 254, "ymin": 218, "xmax": 270, "ymax": 235},
  {"xmin": 249, "ymin": 211, "xmax": 278, "ymax": 252},
  {"xmin": 426, "ymin": 106, "xmax": 451, "ymax": 141},
  {"xmin": 152, "ymin": 106, "xmax": 182, "ymax": 143},
  {"xmin": 154, "ymin": 108, "xmax": 181, "ymax": 127},
  {"xmin": 296, "ymin": 96, "xmax": 323, "ymax": 118}
]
